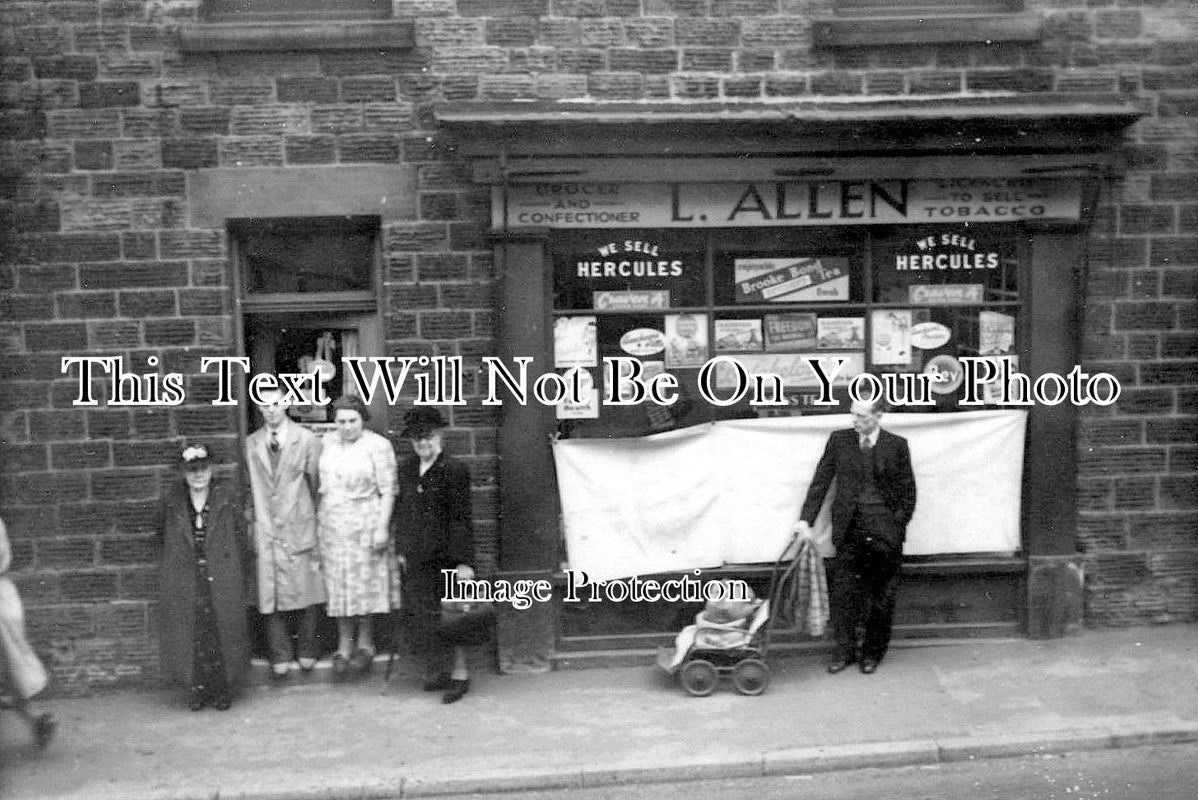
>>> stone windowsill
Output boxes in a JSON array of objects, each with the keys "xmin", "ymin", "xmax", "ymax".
[
  {"xmin": 813, "ymin": 13, "xmax": 1042, "ymax": 47},
  {"xmin": 179, "ymin": 20, "xmax": 415, "ymax": 53}
]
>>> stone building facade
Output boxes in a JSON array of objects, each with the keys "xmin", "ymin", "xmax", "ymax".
[{"xmin": 0, "ymin": 0, "xmax": 1195, "ymax": 694}]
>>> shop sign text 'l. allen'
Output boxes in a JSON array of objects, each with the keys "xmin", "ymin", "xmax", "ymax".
[{"xmin": 499, "ymin": 179, "xmax": 1081, "ymax": 229}]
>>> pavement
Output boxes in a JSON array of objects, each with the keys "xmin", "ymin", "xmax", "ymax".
[{"xmin": 2, "ymin": 624, "xmax": 1197, "ymax": 800}]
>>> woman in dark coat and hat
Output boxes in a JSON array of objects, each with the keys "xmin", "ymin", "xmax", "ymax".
[
  {"xmin": 394, "ymin": 407, "xmax": 476, "ymax": 704},
  {"xmin": 157, "ymin": 444, "xmax": 252, "ymax": 710}
]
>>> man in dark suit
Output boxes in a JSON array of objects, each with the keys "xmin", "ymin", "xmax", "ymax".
[{"xmin": 795, "ymin": 398, "xmax": 916, "ymax": 675}]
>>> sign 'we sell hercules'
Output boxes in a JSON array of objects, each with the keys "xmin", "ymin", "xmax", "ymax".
[{"xmin": 498, "ymin": 179, "xmax": 1081, "ymax": 229}]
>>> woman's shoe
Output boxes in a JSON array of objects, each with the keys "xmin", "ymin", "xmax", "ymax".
[
  {"xmin": 298, "ymin": 657, "xmax": 317, "ymax": 673},
  {"xmin": 349, "ymin": 648, "xmax": 374, "ymax": 676},
  {"xmin": 332, "ymin": 653, "xmax": 350, "ymax": 678},
  {"xmin": 32, "ymin": 713, "xmax": 57, "ymax": 748},
  {"xmin": 188, "ymin": 692, "xmax": 207, "ymax": 712},
  {"xmin": 441, "ymin": 678, "xmax": 469, "ymax": 705}
]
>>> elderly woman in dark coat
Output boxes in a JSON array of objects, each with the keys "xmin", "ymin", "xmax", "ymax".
[
  {"xmin": 157, "ymin": 445, "xmax": 252, "ymax": 711},
  {"xmin": 394, "ymin": 407, "xmax": 476, "ymax": 704}
]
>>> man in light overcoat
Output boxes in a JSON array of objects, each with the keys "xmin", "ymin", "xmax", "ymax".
[{"xmin": 246, "ymin": 389, "xmax": 326, "ymax": 678}]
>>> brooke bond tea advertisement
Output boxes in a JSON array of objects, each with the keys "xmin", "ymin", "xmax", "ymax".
[{"xmin": 734, "ymin": 257, "xmax": 849, "ymax": 303}]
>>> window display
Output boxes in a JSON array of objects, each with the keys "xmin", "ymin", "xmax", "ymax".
[{"xmin": 550, "ymin": 223, "xmax": 1025, "ymax": 437}]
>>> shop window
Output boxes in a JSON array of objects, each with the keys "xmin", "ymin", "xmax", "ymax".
[
  {"xmin": 232, "ymin": 217, "xmax": 385, "ymax": 430},
  {"xmin": 550, "ymin": 223, "xmax": 1026, "ymax": 438},
  {"xmin": 815, "ymin": 0, "xmax": 1040, "ymax": 47},
  {"xmin": 869, "ymin": 224, "xmax": 1025, "ymax": 411}
]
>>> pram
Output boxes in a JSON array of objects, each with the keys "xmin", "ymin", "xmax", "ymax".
[{"xmin": 656, "ymin": 529, "xmax": 825, "ymax": 697}]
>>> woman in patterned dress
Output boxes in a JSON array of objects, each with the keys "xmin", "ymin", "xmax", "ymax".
[
  {"xmin": 317, "ymin": 395, "xmax": 399, "ymax": 677},
  {"xmin": 157, "ymin": 445, "xmax": 252, "ymax": 711}
]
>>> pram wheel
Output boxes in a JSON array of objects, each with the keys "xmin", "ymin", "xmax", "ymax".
[
  {"xmin": 732, "ymin": 659, "xmax": 769, "ymax": 696},
  {"xmin": 680, "ymin": 659, "xmax": 718, "ymax": 697}
]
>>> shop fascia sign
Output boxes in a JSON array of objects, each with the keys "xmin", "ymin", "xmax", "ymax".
[{"xmin": 499, "ymin": 178, "xmax": 1081, "ymax": 229}]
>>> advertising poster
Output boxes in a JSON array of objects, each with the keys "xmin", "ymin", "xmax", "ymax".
[
  {"xmin": 605, "ymin": 359, "xmax": 666, "ymax": 403},
  {"xmin": 714, "ymin": 351, "xmax": 865, "ymax": 390},
  {"xmin": 734, "ymin": 257, "xmax": 850, "ymax": 303},
  {"xmin": 593, "ymin": 290, "xmax": 671, "ymax": 311},
  {"xmin": 619, "ymin": 327, "xmax": 666, "ymax": 357},
  {"xmin": 981, "ymin": 355, "xmax": 1027, "ymax": 405},
  {"xmin": 924, "ymin": 354, "xmax": 965, "ymax": 395},
  {"xmin": 664, "ymin": 313, "xmax": 708, "ymax": 368},
  {"xmin": 910, "ymin": 321, "xmax": 952, "ymax": 350},
  {"xmin": 764, "ymin": 313, "xmax": 817, "ymax": 352},
  {"xmin": 980, "ymin": 310, "xmax": 1016, "ymax": 354},
  {"xmin": 714, "ymin": 319, "xmax": 764, "ymax": 352},
  {"xmin": 908, "ymin": 284, "xmax": 985, "ymax": 305},
  {"xmin": 870, "ymin": 309, "xmax": 913, "ymax": 366},
  {"xmin": 816, "ymin": 317, "xmax": 865, "ymax": 350},
  {"xmin": 553, "ymin": 316, "xmax": 598, "ymax": 368},
  {"xmin": 555, "ymin": 367, "xmax": 599, "ymax": 419}
]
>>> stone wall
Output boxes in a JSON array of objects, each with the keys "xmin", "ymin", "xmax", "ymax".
[{"xmin": 1, "ymin": 0, "xmax": 1195, "ymax": 693}]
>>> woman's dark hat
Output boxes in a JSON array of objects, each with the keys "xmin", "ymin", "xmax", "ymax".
[
  {"xmin": 401, "ymin": 407, "xmax": 448, "ymax": 439},
  {"xmin": 179, "ymin": 444, "xmax": 211, "ymax": 469}
]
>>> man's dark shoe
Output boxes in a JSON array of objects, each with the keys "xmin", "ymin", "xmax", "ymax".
[
  {"xmin": 441, "ymin": 678, "xmax": 469, "ymax": 704},
  {"xmin": 423, "ymin": 673, "xmax": 453, "ymax": 692},
  {"xmin": 860, "ymin": 658, "xmax": 879, "ymax": 674},
  {"xmin": 827, "ymin": 657, "xmax": 856, "ymax": 674}
]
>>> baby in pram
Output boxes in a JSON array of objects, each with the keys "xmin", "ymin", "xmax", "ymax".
[{"xmin": 667, "ymin": 580, "xmax": 765, "ymax": 669}]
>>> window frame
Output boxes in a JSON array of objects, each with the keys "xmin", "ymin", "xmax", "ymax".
[
  {"xmin": 231, "ymin": 216, "xmax": 381, "ymax": 317},
  {"xmin": 230, "ymin": 216, "xmax": 386, "ymax": 431}
]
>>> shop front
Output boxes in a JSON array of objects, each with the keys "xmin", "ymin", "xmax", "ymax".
[{"xmin": 436, "ymin": 97, "xmax": 1141, "ymax": 671}]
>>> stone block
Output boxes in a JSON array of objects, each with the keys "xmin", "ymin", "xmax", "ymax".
[
  {"xmin": 180, "ymin": 106, "xmax": 230, "ymax": 135},
  {"xmin": 47, "ymin": 109, "xmax": 122, "ymax": 139},
  {"xmin": 276, "ymin": 76, "xmax": 339, "ymax": 104},
  {"xmin": 341, "ymin": 76, "xmax": 397, "ymax": 103},
  {"xmin": 676, "ymin": 18, "xmax": 740, "ymax": 48},
  {"xmin": 682, "ymin": 49, "xmax": 733, "ymax": 71},
  {"xmin": 284, "ymin": 135, "xmax": 335, "ymax": 165},
  {"xmin": 219, "ymin": 136, "xmax": 285, "ymax": 167},
  {"xmin": 588, "ymin": 71, "xmax": 644, "ymax": 99},
  {"xmin": 78, "ymin": 81, "xmax": 141, "ymax": 109}
]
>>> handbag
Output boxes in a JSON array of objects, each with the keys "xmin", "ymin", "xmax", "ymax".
[{"xmin": 438, "ymin": 600, "xmax": 495, "ymax": 647}]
